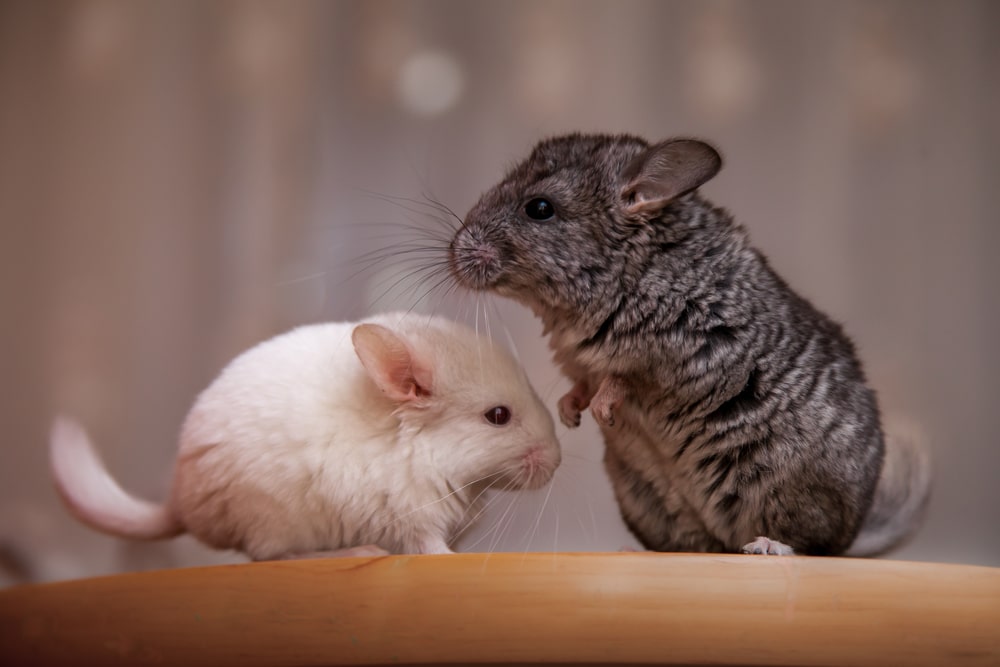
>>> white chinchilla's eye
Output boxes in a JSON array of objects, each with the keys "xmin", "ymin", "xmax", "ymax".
[{"xmin": 484, "ymin": 405, "xmax": 512, "ymax": 426}]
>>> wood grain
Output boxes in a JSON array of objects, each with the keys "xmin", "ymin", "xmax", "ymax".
[{"xmin": 1, "ymin": 553, "xmax": 998, "ymax": 666}]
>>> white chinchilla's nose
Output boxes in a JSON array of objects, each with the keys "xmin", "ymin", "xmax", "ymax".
[{"xmin": 517, "ymin": 439, "xmax": 561, "ymax": 489}]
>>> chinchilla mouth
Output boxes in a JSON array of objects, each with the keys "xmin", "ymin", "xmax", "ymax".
[{"xmin": 449, "ymin": 234, "xmax": 504, "ymax": 290}]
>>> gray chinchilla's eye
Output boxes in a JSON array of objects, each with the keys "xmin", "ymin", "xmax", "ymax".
[{"xmin": 524, "ymin": 198, "xmax": 554, "ymax": 221}]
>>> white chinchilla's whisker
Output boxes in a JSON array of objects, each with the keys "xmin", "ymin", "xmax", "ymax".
[
  {"xmin": 465, "ymin": 478, "xmax": 520, "ymax": 554},
  {"xmin": 539, "ymin": 471, "xmax": 577, "ymax": 543},
  {"xmin": 549, "ymin": 464, "xmax": 598, "ymax": 549},
  {"xmin": 555, "ymin": 462, "xmax": 598, "ymax": 492},
  {"xmin": 525, "ymin": 472, "xmax": 557, "ymax": 554},
  {"xmin": 459, "ymin": 488, "xmax": 516, "ymax": 550},
  {"xmin": 585, "ymin": 490, "xmax": 599, "ymax": 548},
  {"xmin": 411, "ymin": 473, "xmax": 504, "ymax": 523},
  {"xmin": 463, "ymin": 504, "xmax": 505, "ymax": 554},
  {"xmin": 558, "ymin": 450, "xmax": 602, "ymax": 465},
  {"xmin": 452, "ymin": 485, "xmax": 507, "ymax": 547},
  {"xmin": 472, "ymin": 488, "xmax": 509, "ymax": 524},
  {"xmin": 488, "ymin": 488, "xmax": 521, "ymax": 554},
  {"xmin": 575, "ymin": 512, "xmax": 590, "ymax": 546},
  {"xmin": 490, "ymin": 500, "xmax": 521, "ymax": 553},
  {"xmin": 474, "ymin": 481, "xmax": 521, "ymax": 572},
  {"xmin": 479, "ymin": 483, "xmax": 517, "ymax": 554},
  {"xmin": 376, "ymin": 471, "xmax": 503, "ymax": 533},
  {"xmin": 540, "ymin": 374, "xmax": 565, "ymax": 405},
  {"xmin": 552, "ymin": 512, "xmax": 560, "ymax": 564}
]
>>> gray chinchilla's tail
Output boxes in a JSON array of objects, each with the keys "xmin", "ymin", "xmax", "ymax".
[{"xmin": 847, "ymin": 418, "xmax": 932, "ymax": 557}]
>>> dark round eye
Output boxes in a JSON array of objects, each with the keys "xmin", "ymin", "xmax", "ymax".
[
  {"xmin": 484, "ymin": 405, "xmax": 512, "ymax": 426},
  {"xmin": 524, "ymin": 198, "xmax": 554, "ymax": 221}
]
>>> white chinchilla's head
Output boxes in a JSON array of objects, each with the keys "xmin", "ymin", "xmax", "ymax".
[{"xmin": 352, "ymin": 313, "xmax": 561, "ymax": 493}]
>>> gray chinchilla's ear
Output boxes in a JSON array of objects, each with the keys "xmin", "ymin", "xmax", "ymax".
[{"xmin": 620, "ymin": 139, "xmax": 722, "ymax": 216}]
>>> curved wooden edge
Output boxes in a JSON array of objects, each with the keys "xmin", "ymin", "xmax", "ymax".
[{"xmin": 1, "ymin": 553, "xmax": 998, "ymax": 666}]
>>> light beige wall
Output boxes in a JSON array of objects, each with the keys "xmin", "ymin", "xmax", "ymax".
[{"xmin": 1, "ymin": 0, "xmax": 997, "ymax": 584}]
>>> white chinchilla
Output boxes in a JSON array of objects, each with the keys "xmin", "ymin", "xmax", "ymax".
[{"xmin": 50, "ymin": 312, "xmax": 561, "ymax": 560}]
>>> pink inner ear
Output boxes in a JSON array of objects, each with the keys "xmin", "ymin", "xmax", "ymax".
[
  {"xmin": 352, "ymin": 323, "xmax": 434, "ymax": 404},
  {"xmin": 621, "ymin": 139, "xmax": 722, "ymax": 215},
  {"xmin": 388, "ymin": 357, "xmax": 431, "ymax": 402}
]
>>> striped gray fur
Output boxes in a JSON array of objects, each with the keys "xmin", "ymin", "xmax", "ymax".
[{"xmin": 448, "ymin": 133, "xmax": 929, "ymax": 556}]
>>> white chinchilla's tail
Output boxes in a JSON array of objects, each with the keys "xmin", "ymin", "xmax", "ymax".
[
  {"xmin": 49, "ymin": 417, "xmax": 183, "ymax": 540},
  {"xmin": 847, "ymin": 418, "xmax": 932, "ymax": 557}
]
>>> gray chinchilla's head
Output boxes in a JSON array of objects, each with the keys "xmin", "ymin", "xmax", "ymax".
[{"xmin": 449, "ymin": 133, "xmax": 722, "ymax": 316}]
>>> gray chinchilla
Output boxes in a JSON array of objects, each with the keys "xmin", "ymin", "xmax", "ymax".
[{"xmin": 448, "ymin": 133, "xmax": 930, "ymax": 556}]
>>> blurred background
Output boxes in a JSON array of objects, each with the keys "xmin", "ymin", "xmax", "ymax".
[{"xmin": 1, "ymin": 0, "xmax": 997, "ymax": 585}]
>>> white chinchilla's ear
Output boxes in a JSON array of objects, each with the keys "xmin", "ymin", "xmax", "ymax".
[
  {"xmin": 621, "ymin": 139, "xmax": 722, "ymax": 216},
  {"xmin": 352, "ymin": 323, "xmax": 434, "ymax": 406}
]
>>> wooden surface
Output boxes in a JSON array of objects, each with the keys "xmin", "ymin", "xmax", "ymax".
[{"xmin": 1, "ymin": 552, "xmax": 998, "ymax": 666}]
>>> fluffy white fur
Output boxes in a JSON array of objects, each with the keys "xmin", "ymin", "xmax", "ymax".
[{"xmin": 50, "ymin": 313, "xmax": 560, "ymax": 560}]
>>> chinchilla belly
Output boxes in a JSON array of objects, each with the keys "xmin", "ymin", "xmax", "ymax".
[
  {"xmin": 598, "ymin": 391, "xmax": 880, "ymax": 555},
  {"xmin": 600, "ymin": 415, "xmax": 731, "ymax": 552}
]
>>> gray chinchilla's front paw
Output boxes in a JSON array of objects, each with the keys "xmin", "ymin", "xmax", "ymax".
[
  {"xmin": 558, "ymin": 392, "xmax": 583, "ymax": 428},
  {"xmin": 591, "ymin": 375, "xmax": 628, "ymax": 428}
]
